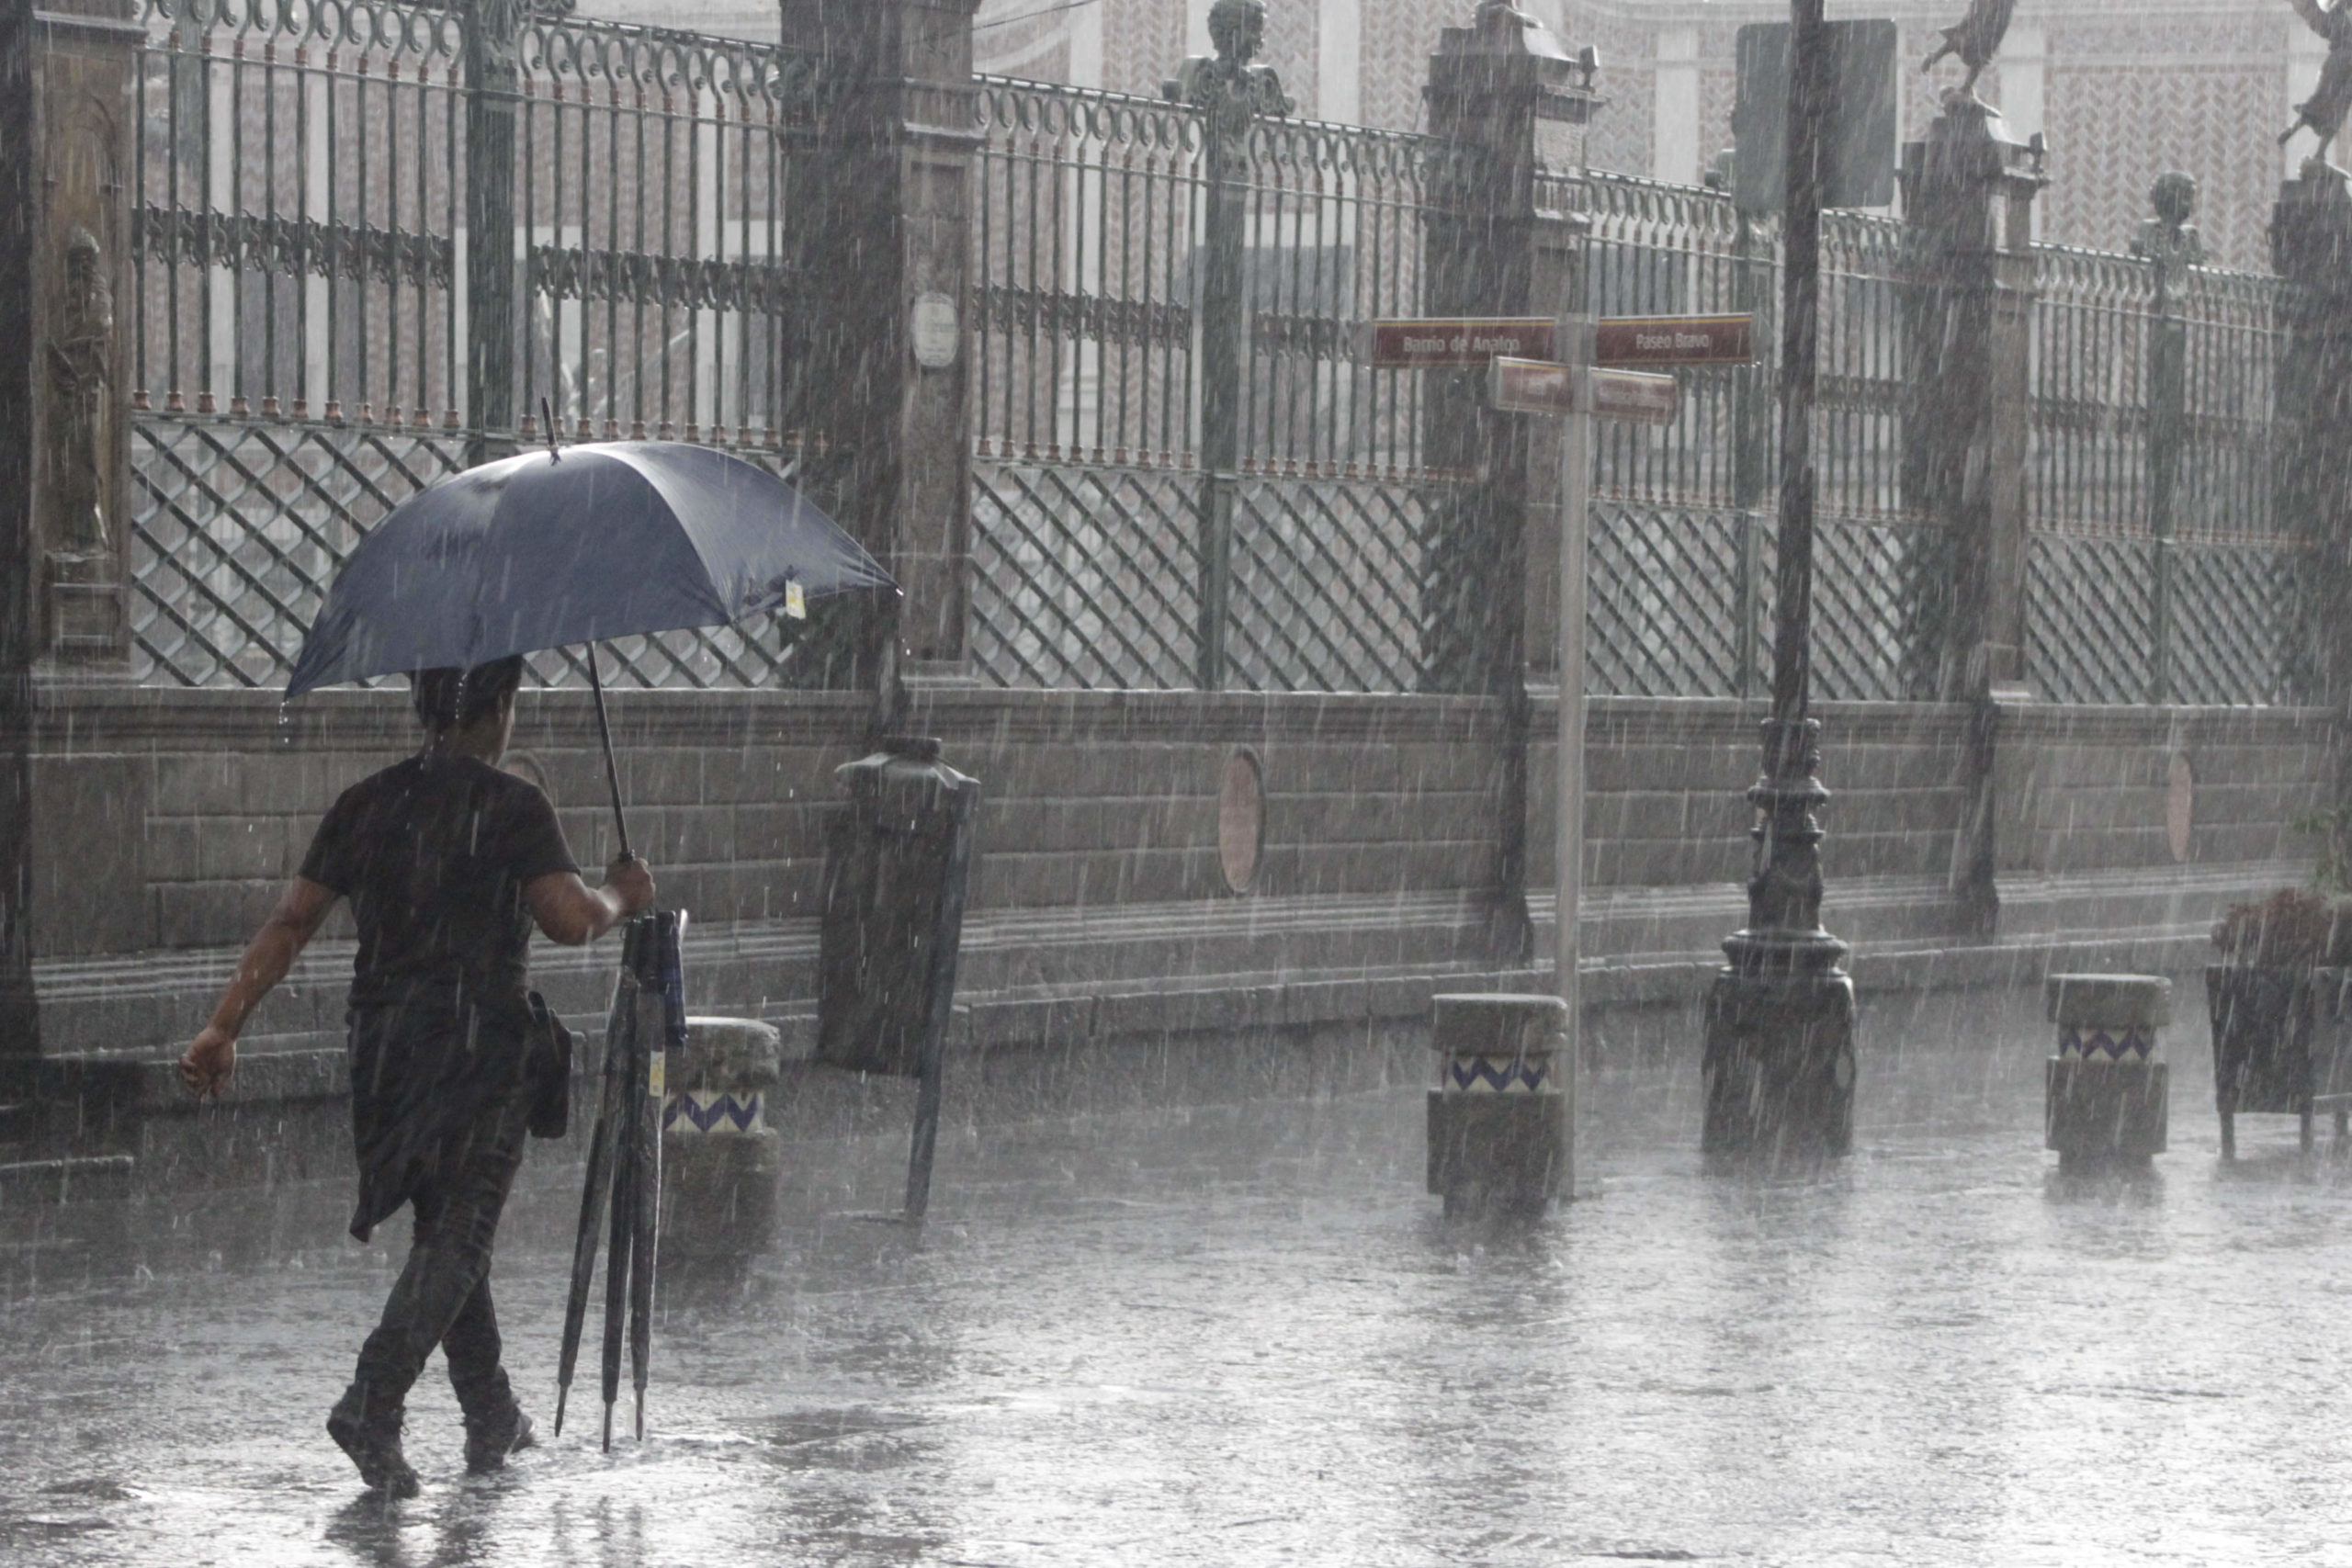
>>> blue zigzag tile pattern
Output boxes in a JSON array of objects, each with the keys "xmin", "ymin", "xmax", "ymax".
[
  {"xmin": 2057, "ymin": 1026, "xmax": 2157, "ymax": 1063},
  {"xmin": 1444, "ymin": 1055, "xmax": 1553, "ymax": 1093},
  {"xmin": 663, "ymin": 1090, "xmax": 765, "ymax": 1135}
]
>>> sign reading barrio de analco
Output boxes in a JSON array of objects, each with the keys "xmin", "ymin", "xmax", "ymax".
[
  {"xmin": 1367, "ymin": 318, "xmax": 1555, "ymax": 368},
  {"xmin": 1591, "ymin": 313, "xmax": 1753, "ymax": 367},
  {"xmin": 1488, "ymin": 358, "xmax": 1680, "ymax": 425}
]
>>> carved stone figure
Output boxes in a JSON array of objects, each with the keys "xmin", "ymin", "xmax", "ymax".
[
  {"xmin": 2282, "ymin": 0, "xmax": 2352, "ymax": 164},
  {"xmin": 1162, "ymin": 0, "xmax": 1293, "ymax": 117},
  {"xmin": 2132, "ymin": 172, "xmax": 2207, "ymax": 269},
  {"xmin": 1920, "ymin": 0, "xmax": 2018, "ymax": 102},
  {"xmin": 46, "ymin": 227, "xmax": 113, "ymax": 553}
]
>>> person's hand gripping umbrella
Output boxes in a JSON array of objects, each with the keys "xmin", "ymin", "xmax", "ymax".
[{"xmin": 285, "ymin": 435, "xmax": 896, "ymax": 1449}]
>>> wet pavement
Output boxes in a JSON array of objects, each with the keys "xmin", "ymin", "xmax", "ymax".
[{"xmin": 6, "ymin": 987, "xmax": 2352, "ymax": 1567}]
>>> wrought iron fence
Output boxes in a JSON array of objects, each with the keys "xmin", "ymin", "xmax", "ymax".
[
  {"xmin": 1581, "ymin": 174, "xmax": 1936, "ymax": 702},
  {"xmin": 968, "ymin": 75, "xmax": 1464, "ymax": 694},
  {"xmin": 516, "ymin": 17, "xmax": 820, "ymax": 447},
  {"xmin": 125, "ymin": 0, "xmax": 831, "ymax": 689},
  {"xmin": 119, "ymin": 8, "xmax": 2302, "ymax": 706}
]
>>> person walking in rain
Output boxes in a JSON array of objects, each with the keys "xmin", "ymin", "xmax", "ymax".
[{"xmin": 177, "ymin": 657, "xmax": 655, "ymax": 1497}]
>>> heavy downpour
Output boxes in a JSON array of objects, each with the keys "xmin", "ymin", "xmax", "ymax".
[{"xmin": 4, "ymin": 0, "xmax": 2352, "ymax": 1562}]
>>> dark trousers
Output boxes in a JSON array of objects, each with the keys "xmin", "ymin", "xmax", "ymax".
[{"xmin": 349, "ymin": 1092, "xmax": 530, "ymax": 1426}]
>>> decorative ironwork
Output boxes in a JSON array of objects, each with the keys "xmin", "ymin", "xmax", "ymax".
[
  {"xmin": 130, "ymin": 416, "xmax": 839, "ymax": 689},
  {"xmin": 969, "ymin": 460, "xmax": 1202, "ymax": 690}
]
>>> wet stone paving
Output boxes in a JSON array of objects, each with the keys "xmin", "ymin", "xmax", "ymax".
[{"xmin": 4, "ymin": 987, "xmax": 2352, "ymax": 1567}]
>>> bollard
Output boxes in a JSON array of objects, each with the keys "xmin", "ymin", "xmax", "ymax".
[
  {"xmin": 1426, "ymin": 993, "xmax": 1571, "ymax": 1214},
  {"xmin": 658, "ymin": 1016, "xmax": 782, "ymax": 1254},
  {"xmin": 2045, "ymin": 973, "xmax": 2170, "ymax": 1163}
]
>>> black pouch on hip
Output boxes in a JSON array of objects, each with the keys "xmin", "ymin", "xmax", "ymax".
[{"xmin": 525, "ymin": 990, "xmax": 574, "ymax": 1140}]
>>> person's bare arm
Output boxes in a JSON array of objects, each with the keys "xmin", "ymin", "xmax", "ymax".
[
  {"xmin": 177, "ymin": 876, "xmax": 340, "ymax": 1100},
  {"xmin": 526, "ymin": 855, "xmax": 656, "ymax": 947}
]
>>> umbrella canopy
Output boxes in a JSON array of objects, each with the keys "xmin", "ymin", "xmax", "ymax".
[{"xmin": 286, "ymin": 441, "xmax": 895, "ymax": 697}]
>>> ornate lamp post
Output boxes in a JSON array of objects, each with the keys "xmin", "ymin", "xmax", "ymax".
[{"xmin": 1701, "ymin": 0, "xmax": 1855, "ymax": 1162}]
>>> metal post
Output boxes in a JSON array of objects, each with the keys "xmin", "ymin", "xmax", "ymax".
[
  {"xmin": 2146, "ymin": 241, "xmax": 2188, "ymax": 706},
  {"xmin": 1732, "ymin": 212, "xmax": 1770, "ymax": 701},
  {"xmin": 1196, "ymin": 97, "xmax": 1247, "ymax": 692},
  {"xmin": 1555, "ymin": 321, "xmax": 1592, "ymax": 1037},
  {"xmin": 1701, "ymin": 0, "xmax": 1855, "ymax": 1164},
  {"xmin": 463, "ymin": 0, "xmax": 520, "ymax": 464}
]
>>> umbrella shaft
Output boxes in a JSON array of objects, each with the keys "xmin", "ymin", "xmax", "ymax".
[{"xmin": 586, "ymin": 644, "xmax": 635, "ymax": 862}]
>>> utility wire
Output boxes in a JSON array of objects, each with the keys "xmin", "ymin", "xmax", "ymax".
[{"xmin": 975, "ymin": 0, "xmax": 1101, "ymax": 31}]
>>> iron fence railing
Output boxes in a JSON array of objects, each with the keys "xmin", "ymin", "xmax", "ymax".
[
  {"xmin": 968, "ymin": 75, "xmax": 1464, "ymax": 694},
  {"xmin": 125, "ymin": 0, "xmax": 835, "ymax": 689},
  {"xmin": 118, "ymin": 10, "xmax": 2304, "ymax": 707},
  {"xmin": 516, "ymin": 15, "xmax": 820, "ymax": 446}
]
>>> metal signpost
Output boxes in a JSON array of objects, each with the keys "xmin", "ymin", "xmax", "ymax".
[{"xmin": 1374, "ymin": 311, "xmax": 1751, "ymax": 1105}]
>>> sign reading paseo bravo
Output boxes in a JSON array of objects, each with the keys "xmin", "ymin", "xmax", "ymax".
[
  {"xmin": 1488, "ymin": 358, "xmax": 1680, "ymax": 425},
  {"xmin": 1592, "ymin": 313, "xmax": 1753, "ymax": 367},
  {"xmin": 1368, "ymin": 318, "xmax": 1556, "ymax": 369}
]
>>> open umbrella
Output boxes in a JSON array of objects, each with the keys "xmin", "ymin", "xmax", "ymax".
[{"xmin": 286, "ymin": 438, "xmax": 897, "ymax": 848}]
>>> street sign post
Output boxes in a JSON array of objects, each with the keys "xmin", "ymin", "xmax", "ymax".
[
  {"xmin": 1367, "ymin": 317, "xmax": 1557, "ymax": 369},
  {"xmin": 1489, "ymin": 359, "xmax": 1680, "ymax": 424},
  {"xmin": 1369, "ymin": 310, "xmax": 1752, "ymax": 1111},
  {"xmin": 1592, "ymin": 313, "xmax": 1755, "ymax": 367},
  {"xmin": 1371, "ymin": 313, "xmax": 1753, "ymax": 371}
]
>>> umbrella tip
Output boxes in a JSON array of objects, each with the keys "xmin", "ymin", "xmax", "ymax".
[{"xmin": 541, "ymin": 396, "xmax": 561, "ymax": 463}]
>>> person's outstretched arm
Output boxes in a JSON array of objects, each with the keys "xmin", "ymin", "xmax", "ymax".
[
  {"xmin": 526, "ymin": 855, "xmax": 657, "ymax": 947},
  {"xmin": 178, "ymin": 875, "xmax": 340, "ymax": 1100}
]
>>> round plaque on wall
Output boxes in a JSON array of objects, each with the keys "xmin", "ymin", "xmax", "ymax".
[
  {"xmin": 1217, "ymin": 749, "xmax": 1265, "ymax": 895},
  {"xmin": 910, "ymin": 291, "xmax": 960, "ymax": 370},
  {"xmin": 2166, "ymin": 752, "xmax": 2194, "ymax": 864}
]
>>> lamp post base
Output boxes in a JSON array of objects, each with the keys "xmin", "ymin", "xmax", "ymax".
[{"xmin": 1702, "ymin": 967, "xmax": 1856, "ymax": 1162}]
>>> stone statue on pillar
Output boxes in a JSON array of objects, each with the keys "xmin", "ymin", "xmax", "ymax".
[
  {"xmin": 46, "ymin": 227, "xmax": 111, "ymax": 554},
  {"xmin": 1921, "ymin": 0, "xmax": 2017, "ymax": 106},
  {"xmin": 1162, "ymin": 0, "xmax": 1293, "ymax": 116},
  {"xmin": 2283, "ymin": 0, "xmax": 2352, "ymax": 168},
  {"xmin": 2132, "ymin": 172, "xmax": 2206, "ymax": 270}
]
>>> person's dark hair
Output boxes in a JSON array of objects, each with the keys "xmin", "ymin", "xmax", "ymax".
[{"xmin": 411, "ymin": 656, "xmax": 526, "ymax": 733}]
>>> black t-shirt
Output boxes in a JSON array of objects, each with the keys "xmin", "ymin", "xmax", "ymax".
[
  {"xmin": 300, "ymin": 752, "xmax": 580, "ymax": 1025},
  {"xmin": 300, "ymin": 753, "xmax": 580, "ymax": 1238}
]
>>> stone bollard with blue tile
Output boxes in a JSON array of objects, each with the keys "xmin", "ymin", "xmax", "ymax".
[
  {"xmin": 658, "ymin": 1016, "xmax": 783, "ymax": 1254},
  {"xmin": 2045, "ymin": 974, "xmax": 2170, "ymax": 1163},
  {"xmin": 1426, "ymin": 993, "xmax": 1572, "ymax": 1215}
]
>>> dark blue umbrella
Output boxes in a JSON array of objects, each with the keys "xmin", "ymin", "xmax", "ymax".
[{"xmin": 287, "ymin": 439, "xmax": 896, "ymax": 851}]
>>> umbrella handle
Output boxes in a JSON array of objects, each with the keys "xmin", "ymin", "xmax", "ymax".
[{"xmin": 586, "ymin": 644, "xmax": 635, "ymax": 863}]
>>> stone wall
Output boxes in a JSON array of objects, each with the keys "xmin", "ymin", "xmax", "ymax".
[{"xmin": 11, "ymin": 682, "xmax": 2327, "ymax": 1078}]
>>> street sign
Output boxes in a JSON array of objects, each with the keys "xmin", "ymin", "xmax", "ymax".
[
  {"xmin": 1594, "ymin": 314, "xmax": 1754, "ymax": 367},
  {"xmin": 1368, "ymin": 317, "xmax": 1555, "ymax": 369},
  {"xmin": 1489, "ymin": 358, "xmax": 1680, "ymax": 425}
]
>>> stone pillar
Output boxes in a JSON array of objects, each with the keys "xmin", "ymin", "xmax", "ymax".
[
  {"xmin": 12, "ymin": 0, "xmax": 138, "ymax": 678},
  {"xmin": 1898, "ymin": 98, "xmax": 2044, "ymax": 935},
  {"xmin": 660, "ymin": 1017, "xmax": 783, "ymax": 1255},
  {"xmin": 2272, "ymin": 164, "xmax": 2352, "ymax": 803},
  {"xmin": 781, "ymin": 0, "xmax": 979, "ymax": 678},
  {"xmin": 1425, "ymin": 992, "xmax": 1570, "ymax": 1214},
  {"xmin": 1421, "ymin": 4, "xmax": 1598, "ymax": 960},
  {"xmin": 2044, "ymin": 973, "xmax": 2170, "ymax": 1163},
  {"xmin": 0, "ymin": 0, "xmax": 40, "ymax": 1054},
  {"xmin": 0, "ymin": 0, "xmax": 141, "ymax": 1054}
]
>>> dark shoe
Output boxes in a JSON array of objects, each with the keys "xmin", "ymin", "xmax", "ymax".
[
  {"xmin": 328, "ymin": 1384, "xmax": 421, "ymax": 1499},
  {"xmin": 464, "ymin": 1405, "xmax": 535, "ymax": 1474}
]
